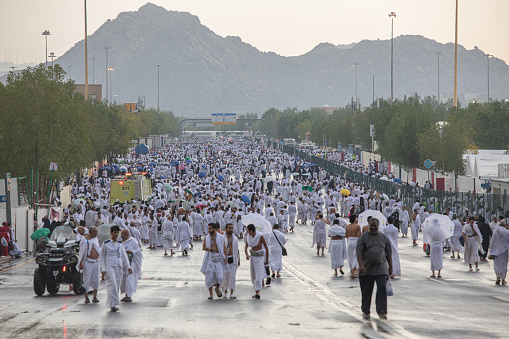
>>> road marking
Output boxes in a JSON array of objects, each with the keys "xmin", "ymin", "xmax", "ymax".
[
  {"xmin": 0, "ymin": 303, "xmax": 17, "ymax": 312},
  {"xmin": 283, "ymin": 260, "xmax": 422, "ymax": 339},
  {"xmin": 430, "ymin": 278, "xmax": 448, "ymax": 285},
  {"xmin": 0, "ymin": 258, "xmax": 36, "ymax": 273},
  {"xmin": 492, "ymin": 296, "xmax": 509, "ymax": 303}
]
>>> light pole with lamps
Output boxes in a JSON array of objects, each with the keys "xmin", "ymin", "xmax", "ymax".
[
  {"xmin": 48, "ymin": 52, "xmax": 56, "ymax": 68},
  {"xmin": 42, "ymin": 30, "xmax": 50, "ymax": 69},
  {"xmin": 487, "ymin": 54, "xmax": 492, "ymax": 103},
  {"xmin": 104, "ymin": 46, "xmax": 111, "ymax": 103},
  {"xmin": 108, "ymin": 67, "xmax": 114, "ymax": 104},
  {"xmin": 156, "ymin": 64, "xmax": 161, "ymax": 110},
  {"xmin": 436, "ymin": 51, "xmax": 441, "ymax": 103},
  {"xmin": 389, "ymin": 12, "xmax": 396, "ymax": 103},
  {"xmin": 84, "ymin": 0, "xmax": 89, "ymax": 100},
  {"xmin": 453, "ymin": 0, "xmax": 458, "ymax": 107},
  {"xmin": 354, "ymin": 63, "xmax": 358, "ymax": 109}
]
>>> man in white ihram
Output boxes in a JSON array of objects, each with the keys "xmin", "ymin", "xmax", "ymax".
[
  {"xmin": 245, "ymin": 224, "xmax": 270, "ymax": 299},
  {"xmin": 269, "ymin": 224, "xmax": 287, "ymax": 278},
  {"xmin": 222, "ymin": 223, "xmax": 240, "ymax": 299},
  {"xmin": 120, "ymin": 229, "xmax": 143, "ymax": 303},
  {"xmin": 78, "ymin": 226, "xmax": 101, "ymax": 304},
  {"xmin": 201, "ymin": 223, "xmax": 225, "ymax": 299},
  {"xmin": 100, "ymin": 225, "xmax": 132, "ymax": 312}
]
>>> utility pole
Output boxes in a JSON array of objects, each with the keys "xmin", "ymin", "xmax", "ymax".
[
  {"xmin": 453, "ymin": 0, "xmax": 458, "ymax": 107},
  {"xmin": 372, "ymin": 75, "xmax": 375, "ymax": 105},
  {"xmin": 156, "ymin": 64, "xmax": 161, "ymax": 110},
  {"xmin": 354, "ymin": 63, "xmax": 359, "ymax": 108},
  {"xmin": 84, "ymin": 0, "xmax": 89, "ymax": 100},
  {"xmin": 9, "ymin": 66, "xmax": 16, "ymax": 73},
  {"xmin": 436, "ymin": 52, "xmax": 441, "ymax": 103},
  {"xmin": 48, "ymin": 52, "xmax": 56, "ymax": 68},
  {"xmin": 92, "ymin": 57, "xmax": 95, "ymax": 84},
  {"xmin": 42, "ymin": 30, "xmax": 50, "ymax": 70},
  {"xmin": 104, "ymin": 46, "xmax": 111, "ymax": 103},
  {"xmin": 389, "ymin": 12, "xmax": 396, "ymax": 104},
  {"xmin": 487, "ymin": 54, "xmax": 492, "ymax": 103}
]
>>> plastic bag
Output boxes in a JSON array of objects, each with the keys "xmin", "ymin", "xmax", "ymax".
[{"xmin": 386, "ymin": 278, "xmax": 394, "ymax": 296}]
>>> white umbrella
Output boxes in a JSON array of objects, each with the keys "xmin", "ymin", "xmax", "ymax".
[
  {"xmin": 97, "ymin": 224, "xmax": 114, "ymax": 244},
  {"xmin": 265, "ymin": 176, "xmax": 275, "ymax": 182},
  {"xmin": 358, "ymin": 210, "xmax": 388, "ymax": 228},
  {"xmin": 242, "ymin": 213, "xmax": 272, "ymax": 234},
  {"xmin": 422, "ymin": 214, "xmax": 454, "ymax": 245}
]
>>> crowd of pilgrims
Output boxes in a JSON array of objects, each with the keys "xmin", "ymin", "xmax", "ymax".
[{"xmin": 34, "ymin": 137, "xmax": 509, "ymax": 309}]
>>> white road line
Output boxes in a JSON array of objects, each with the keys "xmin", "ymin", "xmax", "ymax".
[
  {"xmin": 492, "ymin": 296, "xmax": 509, "ymax": 303},
  {"xmin": 283, "ymin": 260, "xmax": 422, "ymax": 339},
  {"xmin": 429, "ymin": 278, "xmax": 448, "ymax": 284}
]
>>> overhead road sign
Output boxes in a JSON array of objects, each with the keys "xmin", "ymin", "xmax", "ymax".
[{"xmin": 212, "ymin": 113, "xmax": 236, "ymax": 125}]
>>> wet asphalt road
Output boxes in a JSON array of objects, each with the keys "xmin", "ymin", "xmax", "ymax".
[{"xmin": 1, "ymin": 221, "xmax": 508, "ymax": 339}]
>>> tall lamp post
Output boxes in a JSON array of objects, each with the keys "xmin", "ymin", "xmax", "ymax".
[
  {"xmin": 354, "ymin": 63, "xmax": 359, "ymax": 109},
  {"xmin": 436, "ymin": 51, "xmax": 441, "ymax": 103},
  {"xmin": 108, "ymin": 67, "xmax": 114, "ymax": 103},
  {"xmin": 487, "ymin": 54, "xmax": 492, "ymax": 103},
  {"xmin": 104, "ymin": 46, "xmax": 111, "ymax": 103},
  {"xmin": 453, "ymin": 0, "xmax": 458, "ymax": 107},
  {"xmin": 84, "ymin": 0, "xmax": 89, "ymax": 100},
  {"xmin": 389, "ymin": 12, "xmax": 396, "ymax": 104},
  {"xmin": 156, "ymin": 64, "xmax": 162, "ymax": 110},
  {"xmin": 48, "ymin": 52, "xmax": 56, "ymax": 68},
  {"xmin": 42, "ymin": 30, "xmax": 50, "ymax": 69}
]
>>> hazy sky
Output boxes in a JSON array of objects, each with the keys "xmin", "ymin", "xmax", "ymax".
[{"xmin": 1, "ymin": 0, "xmax": 508, "ymax": 65}]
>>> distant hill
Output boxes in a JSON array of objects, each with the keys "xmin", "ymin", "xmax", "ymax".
[{"xmin": 7, "ymin": 3, "xmax": 509, "ymax": 116}]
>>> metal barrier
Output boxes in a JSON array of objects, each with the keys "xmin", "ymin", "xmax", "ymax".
[{"xmin": 272, "ymin": 142, "xmax": 503, "ymax": 220}]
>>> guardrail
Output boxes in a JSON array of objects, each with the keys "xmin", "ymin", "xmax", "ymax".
[{"xmin": 272, "ymin": 142, "xmax": 506, "ymax": 220}]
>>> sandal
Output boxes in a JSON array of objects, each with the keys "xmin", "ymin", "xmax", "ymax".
[
  {"xmin": 93, "ymin": 298, "xmax": 100, "ymax": 303},
  {"xmin": 276, "ymin": 274, "xmax": 281, "ymax": 278},
  {"xmin": 207, "ymin": 296, "xmax": 213, "ymax": 300},
  {"xmin": 252, "ymin": 294, "xmax": 260, "ymax": 299},
  {"xmin": 216, "ymin": 288, "xmax": 222, "ymax": 298},
  {"xmin": 437, "ymin": 275, "xmax": 442, "ymax": 278},
  {"xmin": 85, "ymin": 298, "xmax": 90, "ymax": 304},
  {"xmin": 430, "ymin": 275, "xmax": 436, "ymax": 278}
]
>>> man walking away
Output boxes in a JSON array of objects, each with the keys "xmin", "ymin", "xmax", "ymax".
[{"xmin": 356, "ymin": 218, "xmax": 393, "ymax": 320}]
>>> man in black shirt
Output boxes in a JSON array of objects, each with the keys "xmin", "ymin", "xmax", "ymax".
[{"xmin": 356, "ymin": 218, "xmax": 393, "ymax": 319}]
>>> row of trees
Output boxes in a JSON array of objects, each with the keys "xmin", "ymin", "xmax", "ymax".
[
  {"xmin": 0, "ymin": 64, "xmax": 178, "ymax": 201},
  {"xmin": 258, "ymin": 96, "xmax": 509, "ymax": 175}
]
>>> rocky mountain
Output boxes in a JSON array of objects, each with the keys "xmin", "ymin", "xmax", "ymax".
[{"xmin": 19, "ymin": 3, "xmax": 509, "ymax": 115}]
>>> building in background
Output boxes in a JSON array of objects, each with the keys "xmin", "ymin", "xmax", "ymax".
[{"xmin": 75, "ymin": 84, "xmax": 102, "ymax": 103}]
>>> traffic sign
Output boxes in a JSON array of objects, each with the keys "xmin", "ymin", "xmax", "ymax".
[
  {"xmin": 49, "ymin": 162, "xmax": 58, "ymax": 171},
  {"xmin": 370, "ymin": 125, "xmax": 375, "ymax": 137},
  {"xmin": 424, "ymin": 159, "xmax": 433, "ymax": 169},
  {"xmin": 0, "ymin": 196, "xmax": 6, "ymax": 203},
  {"xmin": 212, "ymin": 113, "xmax": 236, "ymax": 125},
  {"xmin": 125, "ymin": 103, "xmax": 136, "ymax": 111}
]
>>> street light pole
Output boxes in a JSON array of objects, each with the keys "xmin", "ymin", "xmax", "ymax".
[
  {"xmin": 108, "ymin": 68, "xmax": 114, "ymax": 103},
  {"xmin": 389, "ymin": 12, "xmax": 396, "ymax": 104},
  {"xmin": 42, "ymin": 30, "xmax": 50, "ymax": 70},
  {"xmin": 354, "ymin": 63, "xmax": 358, "ymax": 108},
  {"xmin": 487, "ymin": 54, "xmax": 492, "ymax": 103},
  {"xmin": 436, "ymin": 52, "xmax": 441, "ymax": 103},
  {"xmin": 156, "ymin": 64, "xmax": 161, "ymax": 110},
  {"xmin": 84, "ymin": 0, "xmax": 89, "ymax": 100},
  {"xmin": 48, "ymin": 52, "xmax": 56, "ymax": 68},
  {"xmin": 453, "ymin": 0, "xmax": 458, "ymax": 107},
  {"xmin": 104, "ymin": 46, "xmax": 111, "ymax": 103}
]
